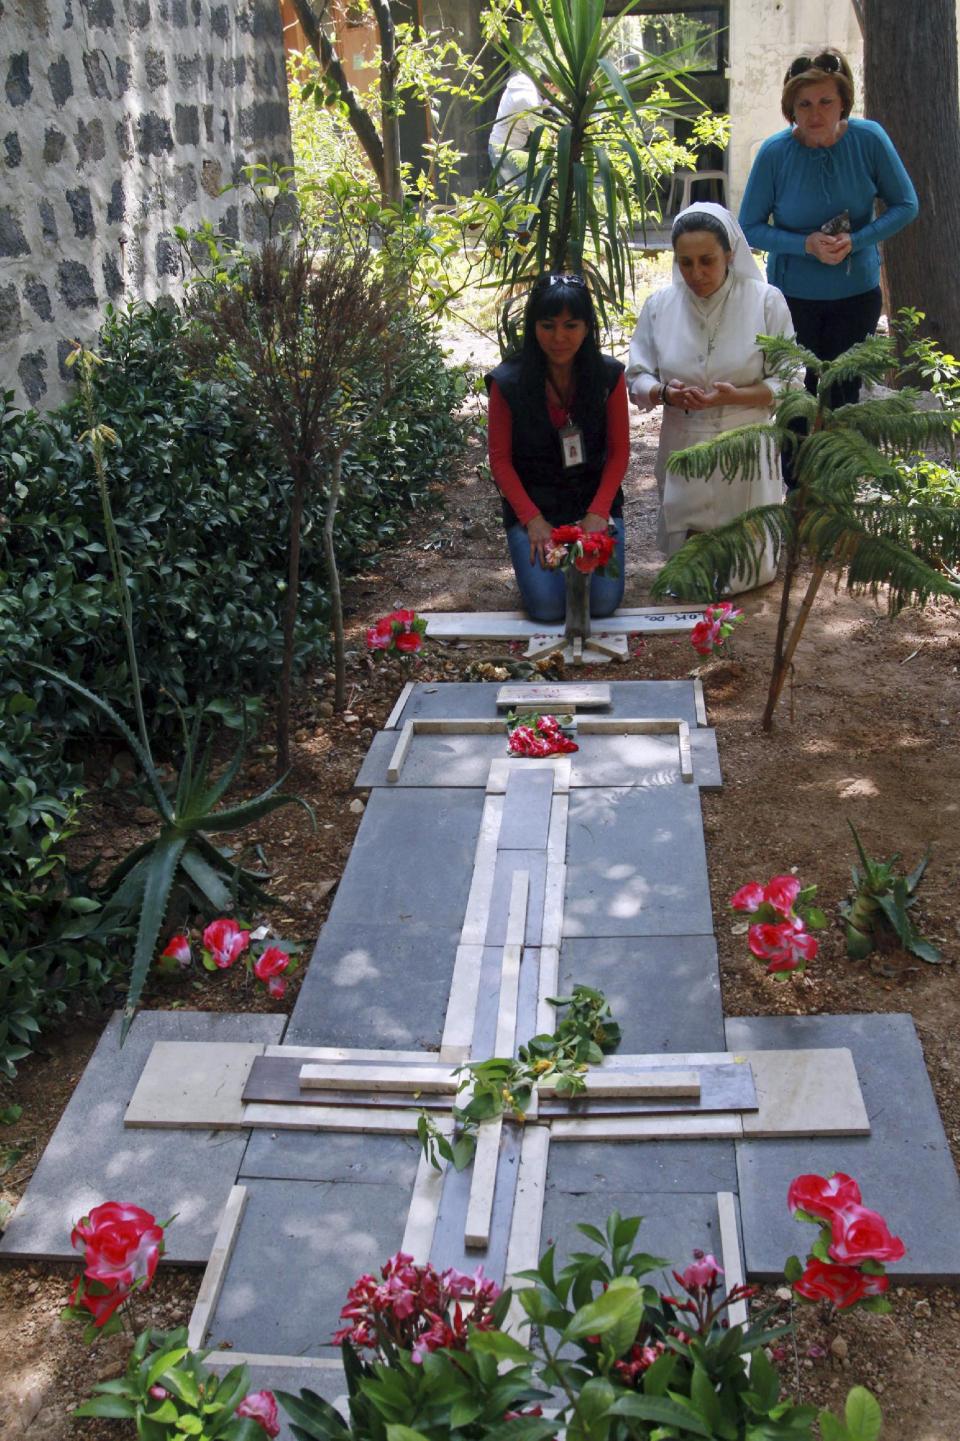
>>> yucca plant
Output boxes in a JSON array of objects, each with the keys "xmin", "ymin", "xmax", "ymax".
[
  {"xmin": 490, "ymin": 0, "xmax": 712, "ymax": 340},
  {"xmin": 650, "ymin": 332, "xmax": 960, "ymax": 729}
]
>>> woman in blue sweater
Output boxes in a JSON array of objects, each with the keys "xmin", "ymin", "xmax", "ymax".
[{"xmin": 739, "ymin": 48, "xmax": 917, "ymax": 474}]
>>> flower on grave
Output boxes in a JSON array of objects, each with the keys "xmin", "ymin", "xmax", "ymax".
[
  {"xmin": 655, "ymin": 1249, "xmax": 758, "ymax": 1342},
  {"xmin": 613, "ymin": 1341, "xmax": 666, "ymax": 1386},
  {"xmin": 366, "ymin": 610, "xmax": 427, "ymax": 657},
  {"xmin": 236, "ymin": 1390, "xmax": 280, "ymax": 1438},
  {"xmin": 729, "ymin": 872, "xmax": 824, "ymax": 977},
  {"xmin": 690, "ymin": 600, "xmax": 744, "ymax": 657},
  {"xmin": 675, "ymin": 1251, "xmax": 723, "ymax": 1292},
  {"xmin": 65, "ymin": 1202, "xmax": 167, "ymax": 1337},
  {"xmin": 201, "ymin": 918, "xmax": 250, "ymax": 970},
  {"xmin": 545, "ymin": 524, "xmax": 618, "ymax": 577},
  {"xmin": 333, "ymin": 1252, "xmax": 501, "ymax": 1362},
  {"xmin": 252, "ymin": 944, "xmax": 291, "ymax": 999},
  {"xmin": 786, "ymin": 1173, "xmax": 903, "ymax": 1314},
  {"xmin": 506, "ymin": 710, "xmax": 578, "ymax": 758},
  {"xmin": 157, "ymin": 933, "xmax": 191, "ymax": 972}
]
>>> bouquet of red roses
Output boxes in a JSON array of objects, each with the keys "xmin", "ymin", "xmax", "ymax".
[
  {"xmin": 366, "ymin": 609, "xmax": 427, "ymax": 655},
  {"xmin": 546, "ymin": 524, "xmax": 619, "ymax": 577},
  {"xmin": 507, "ymin": 711, "xmax": 578, "ymax": 757}
]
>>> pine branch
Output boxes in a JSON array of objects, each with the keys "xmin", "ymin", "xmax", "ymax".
[
  {"xmin": 818, "ymin": 335, "xmax": 897, "ymax": 395},
  {"xmin": 850, "ymin": 498, "xmax": 960, "ymax": 561},
  {"xmin": 650, "ymin": 504, "xmax": 792, "ymax": 601},
  {"xmin": 759, "ymin": 333, "xmax": 822, "ymax": 377},
  {"xmin": 798, "ymin": 507, "xmax": 960, "ymax": 609},
  {"xmin": 667, "ymin": 423, "xmax": 782, "ymax": 485},
  {"xmin": 796, "ymin": 428, "xmax": 902, "ymax": 500},
  {"xmin": 830, "ymin": 394, "xmax": 958, "ymax": 454},
  {"xmin": 774, "ymin": 386, "xmax": 818, "ymax": 431}
]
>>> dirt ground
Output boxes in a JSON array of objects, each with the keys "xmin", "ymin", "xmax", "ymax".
[{"xmin": 1, "ymin": 384, "xmax": 959, "ymax": 1439}]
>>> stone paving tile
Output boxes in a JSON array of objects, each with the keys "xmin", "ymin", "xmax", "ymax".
[
  {"xmin": 546, "ymin": 1138, "xmax": 738, "ymax": 1194},
  {"xmin": 498, "ymin": 768, "xmax": 555, "ymax": 850},
  {"xmin": 484, "ymin": 850, "xmax": 548, "ymax": 947},
  {"xmin": 286, "ymin": 920, "xmax": 463, "ymax": 1050},
  {"xmin": 203, "ymin": 1175, "xmax": 413, "ymax": 1356},
  {"xmin": 727, "ymin": 1014, "xmax": 960, "ymax": 1281},
  {"xmin": 542, "ymin": 1179, "xmax": 722, "ymax": 1281},
  {"xmin": 241, "ymin": 1130, "xmax": 422, "ymax": 1185},
  {"xmin": 558, "ymin": 936, "xmax": 724, "ymax": 1053},
  {"xmin": 563, "ymin": 787, "xmax": 712, "ymax": 938},
  {"xmin": 0, "ymin": 1012, "xmax": 284, "ymax": 1264}
]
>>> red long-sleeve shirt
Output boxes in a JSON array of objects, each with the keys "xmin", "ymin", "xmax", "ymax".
[{"xmin": 487, "ymin": 373, "xmax": 629, "ymax": 526}]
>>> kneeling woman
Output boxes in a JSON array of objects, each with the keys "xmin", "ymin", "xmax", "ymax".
[
  {"xmin": 628, "ymin": 203, "xmax": 795, "ymax": 592},
  {"xmin": 486, "ymin": 274, "xmax": 629, "ymax": 623}
]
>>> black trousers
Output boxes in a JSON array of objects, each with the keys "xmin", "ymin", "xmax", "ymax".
[{"xmin": 782, "ymin": 286, "xmax": 883, "ymax": 487}]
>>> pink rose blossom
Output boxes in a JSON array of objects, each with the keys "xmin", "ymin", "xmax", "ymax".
[
  {"xmin": 828, "ymin": 1204, "xmax": 906, "ymax": 1266},
  {"xmin": 202, "ymin": 918, "xmax": 250, "ymax": 969},
  {"xmin": 253, "ymin": 945, "xmax": 289, "ymax": 984},
  {"xmin": 394, "ymin": 629, "xmax": 422, "ymax": 654},
  {"xmin": 71, "ymin": 1202, "xmax": 165, "ymax": 1292},
  {"xmin": 730, "ymin": 882, "xmax": 765, "ymax": 912},
  {"xmin": 160, "ymin": 933, "xmax": 191, "ymax": 968},
  {"xmin": 748, "ymin": 919, "xmax": 818, "ymax": 973},
  {"xmin": 266, "ymin": 975, "xmax": 286, "ymax": 998},
  {"xmin": 787, "ymin": 1172, "xmax": 862, "ymax": 1219},
  {"xmin": 763, "ymin": 874, "xmax": 801, "ymax": 917},
  {"xmin": 236, "ymin": 1391, "xmax": 280, "ymax": 1438}
]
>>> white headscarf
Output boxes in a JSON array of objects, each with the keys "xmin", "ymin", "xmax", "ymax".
[{"xmin": 670, "ymin": 201, "xmax": 762, "ymax": 286}]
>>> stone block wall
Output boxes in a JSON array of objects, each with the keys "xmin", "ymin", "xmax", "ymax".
[{"xmin": 1, "ymin": 0, "xmax": 294, "ymax": 410}]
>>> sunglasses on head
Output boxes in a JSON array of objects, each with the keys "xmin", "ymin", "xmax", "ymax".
[
  {"xmin": 785, "ymin": 51, "xmax": 842, "ymax": 82},
  {"xmin": 544, "ymin": 273, "xmax": 587, "ymax": 288}
]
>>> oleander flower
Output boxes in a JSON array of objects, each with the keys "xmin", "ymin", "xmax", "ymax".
[{"xmin": 236, "ymin": 1391, "xmax": 280, "ymax": 1438}]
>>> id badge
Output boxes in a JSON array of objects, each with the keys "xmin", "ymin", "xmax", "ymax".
[{"xmin": 559, "ymin": 423, "xmax": 584, "ymax": 469}]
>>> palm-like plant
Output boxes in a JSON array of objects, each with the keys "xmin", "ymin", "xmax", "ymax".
[
  {"xmin": 649, "ymin": 332, "xmax": 960, "ymax": 729},
  {"xmin": 491, "ymin": 0, "xmax": 704, "ymax": 336}
]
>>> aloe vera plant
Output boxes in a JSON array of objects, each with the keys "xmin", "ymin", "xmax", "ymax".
[{"xmin": 842, "ymin": 822, "xmax": 941, "ymax": 964}]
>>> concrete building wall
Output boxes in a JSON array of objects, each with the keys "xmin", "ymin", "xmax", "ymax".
[
  {"xmin": 0, "ymin": 0, "xmax": 294, "ymax": 411},
  {"xmin": 727, "ymin": 0, "xmax": 862, "ymax": 209}
]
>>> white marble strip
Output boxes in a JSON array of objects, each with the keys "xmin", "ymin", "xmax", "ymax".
[
  {"xmin": 187, "ymin": 1185, "xmax": 246, "ymax": 1350},
  {"xmin": 241, "ymin": 1103, "xmax": 452, "ymax": 1134},
  {"xmin": 503, "ymin": 1124, "xmax": 550, "ymax": 1338},
  {"xmin": 464, "ymin": 1117, "xmax": 503, "ymax": 1249},
  {"xmin": 541, "ymin": 861, "xmax": 565, "ymax": 950},
  {"xmin": 576, "ymin": 716, "xmax": 685, "ymax": 734},
  {"xmin": 460, "ymin": 795, "xmax": 505, "ymax": 944},
  {"xmin": 387, "ymin": 721, "xmax": 414, "ymax": 782},
  {"xmin": 423, "ymin": 609, "xmax": 703, "ymax": 641},
  {"xmin": 383, "ymin": 680, "xmax": 415, "ymax": 730},
  {"xmin": 496, "ymin": 683, "xmax": 611, "ymax": 710},
  {"xmin": 717, "ymin": 1191, "xmax": 749, "ymax": 1332},
  {"xmin": 547, "ymin": 793, "xmax": 568, "ymax": 864},
  {"xmin": 538, "ymin": 1069, "xmax": 701, "ymax": 1099},
  {"xmin": 536, "ymin": 945, "xmax": 560, "ymax": 1037},
  {"xmin": 440, "ymin": 944, "xmax": 485, "ymax": 1062},
  {"xmin": 486, "ymin": 756, "xmax": 572, "ymax": 794},
  {"xmin": 264, "ymin": 1045, "xmax": 445, "ymax": 1063},
  {"xmin": 206, "ymin": 1354, "xmax": 344, "ymax": 1372},
  {"xmin": 298, "ymin": 1063, "xmax": 458, "ymax": 1093},
  {"xmin": 550, "ymin": 1113, "xmax": 742, "ymax": 1141},
  {"xmin": 401, "ymin": 1148, "xmax": 447, "ymax": 1263},
  {"xmin": 693, "ymin": 677, "xmax": 708, "ymax": 727},
  {"xmin": 412, "ymin": 718, "xmax": 506, "ymax": 734},
  {"xmin": 678, "ymin": 720, "xmax": 693, "ymax": 783},
  {"xmin": 505, "ymin": 868, "xmax": 529, "ymax": 949}
]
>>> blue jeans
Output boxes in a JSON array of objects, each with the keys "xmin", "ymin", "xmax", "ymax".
[{"xmin": 506, "ymin": 518, "xmax": 626, "ymax": 624}]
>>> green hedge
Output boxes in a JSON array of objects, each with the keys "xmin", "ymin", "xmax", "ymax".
[{"xmin": 0, "ymin": 298, "xmax": 467, "ymax": 1074}]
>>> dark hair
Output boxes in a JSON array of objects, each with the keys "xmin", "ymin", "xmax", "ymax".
[
  {"xmin": 781, "ymin": 47, "xmax": 854, "ymax": 121},
  {"xmin": 518, "ymin": 273, "xmax": 607, "ymax": 416},
  {"xmin": 671, "ymin": 211, "xmax": 732, "ymax": 253}
]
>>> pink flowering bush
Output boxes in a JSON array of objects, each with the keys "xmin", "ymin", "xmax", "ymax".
[
  {"xmin": 786, "ymin": 1172, "xmax": 905, "ymax": 1312},
  {"xmin": 506, "ymin": 711, "xmax": 578, "ymax": 758},
  {"xmin": 730, "ymin": 873, "xmax": 825, "ymax": 976},
  {"xmin": 64, "ymin": 1201, "xmax": 168, "ymax": 1340},
  {"xmin": 691, "ymin": 600, "xmax": 744, "ymax": 657},
  {"xmin": 332, "ymin": 1251, "xmax": 502, "ymax": 1363},
  {"xmin": 366, "ymin": 609, "xmax": 427, "ymax": 655}
]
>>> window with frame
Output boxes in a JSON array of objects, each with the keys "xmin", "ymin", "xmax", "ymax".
[{"xmin": 608, "ymin": 7, "xmax": 725, "ymax": 75}]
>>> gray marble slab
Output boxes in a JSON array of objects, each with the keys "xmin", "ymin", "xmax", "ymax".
[
  {"xmin": 546, "ymin": 1138, "xmax": 738, "ymax": 1195},
  {"xmin": 498, "ymin": 768, "xmax": 555, "ymax": 850},
  {"xmin": 203, "ymin": 1173, "xmax": 413, "ymax": 1356},
  {"xmin": 286, "ymin": 920, "xmax": 463, "ymax": 1050},
  {"xmin": 0, "ymin": 1011, "xmax": 285, "ymax": 1264},
  {"xmin": 484, "ymin": 850, "xmax": 547, "ymax": 947},
  {"xmin": 563, "ymin": 787, "xmax": 713, "ymax": 938},
  {"xmin": 429, "ymin": 1124, "xmax": 521, "ymax": 1285},
  {"xmin": 559, "ymin": 936, "xmax": 724, "ymax": 1053},
  {"xmin": 471, "ymin": 947, "xmax": 540, "ymax": 1059},
  {"xmin": 321, "ymin": 788, "xmax": 483, "ymax": 931},
  {"xmin": 241, "ymin": 1129, "xmax": 422, "ymax": 1184},
  {"xmin": 389, "ymin": 682, "xmax": 702, "ymax": 727},
  {"xmin": 727, "ymin": 1014, "xmax": 960, "ymax": 1282}
]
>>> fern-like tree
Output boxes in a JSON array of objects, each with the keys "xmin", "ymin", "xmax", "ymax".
[
  {"xmin": 649, "ymin": 332, "xmax": 960, "ymax": 730},
  {"xmin": 187, "ymin": 236, "xmax": 397, "ymax": 769}
]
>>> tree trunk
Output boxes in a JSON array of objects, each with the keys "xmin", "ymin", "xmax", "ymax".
[
  {"xmin": 761, "ymin": 563, "xmax": 827, "ymax": 731},
  {"xmin": 322, "ymin": 449, "xmax": 347, "ymax": 711},
  {"xmin": 278, "ymin": 469, "xmax": 306, "ymax": 774},
  {"xmin": 370, "ymin": 0, "xmax": 403, "ymax": 206},
  {"xmin": 288, "ymin": 0, "xmax": 387, "ymax": 193},
  {"xmin": 863, "ymin": 0, "xmax": 960, "ymax": 352}
]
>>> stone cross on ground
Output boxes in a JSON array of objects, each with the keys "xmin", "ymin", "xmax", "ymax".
[
  {"xmin": 4, "ymin": 679, "xmax": 960, "ymax": 1422},
  {"xmin": 417, "ymin": 602, "xmax": 709, "ymax": 665}
]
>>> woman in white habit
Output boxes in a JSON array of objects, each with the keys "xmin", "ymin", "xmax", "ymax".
[{"xmin": 627, "ymin": 201, "xmax": 796, "ymax": 591}]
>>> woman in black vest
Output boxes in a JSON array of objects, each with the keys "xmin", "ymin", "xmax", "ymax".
[{"xmin": 486, "ymin": 274, "xmax": 629, "ymax": 623}]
